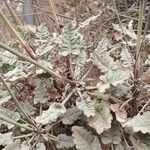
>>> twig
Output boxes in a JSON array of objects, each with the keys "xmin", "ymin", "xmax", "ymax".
[
  {"xmin": 138, "ymin": 99, "xmax": 150, "ymax": 115},
  {"xmin": 0, "ymin": 112, "xmax": 33, "ymax": 131},
  {"xmin": 48, "ymin": 0, "xmax": 61, "ymax": 32},
  {"xmin": 132, "ymin": 0, "xmax": 145, "ymax": 115},
  {"xmin": 62, "ymin": 90, "xmax": 74, "ymax": 105},
  {"xmin": 3, "ymin": 0, "xmax": 23, "ymax": 26},
  {"xmin": 0, "ymin": 42, "xmax": 76, "ymax": 86},
  {"xmin": 112, "ymin": 0, "xmax": 131, "ymax": 54},
  {"xmin": 0, "ymin": 74, "xmax": 36, "ymax": 127},
  {"xmin": 0, "ymin": 8, "xmax": 36, "ymax": 60},
  {"xmin": 13, "ymin": 133, "xmax": 33, "ymax": 139}
]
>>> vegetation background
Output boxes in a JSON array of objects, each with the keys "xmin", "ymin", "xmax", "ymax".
[{"xmin": 0, "ymin": 0, "xmax": 150, "ymax": 150}]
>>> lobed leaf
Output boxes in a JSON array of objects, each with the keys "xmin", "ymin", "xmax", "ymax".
[
  {"xmin": 88, "ymin": 101, "xmax": 113, "ymax": 134},
  {"xmin": 35, "ymin": 102, "xmax": 66, "ymax": 125},
  {"xmin": 62, "ymin": 107, "xmax": 82, "ymax": 125},
  {"xmin": 76, "ymin": 94, "xmax": 95, "ymax": 117},
  {"xmin": 72, "ymin": 126, "xmax": 101, "ymax": 150},
  {"xmin": 56, "ymin": 134, "xmax": 75, "ymax": 149}
]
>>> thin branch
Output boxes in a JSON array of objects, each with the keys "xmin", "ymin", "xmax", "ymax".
[
  {"xmin": 48, "ymin": 0, "xmax": 61, "ymax": 31},
  {"xmin": 132, "ymin": 0, "xmax": 145, "ymax": 115},
  {"xmin": 62, "ymin": 90, "xmax": 74, "ymax": 105},
  {"xmin": 0, "ymin": 74, "xmax": 36, "ymax": 128},
  {"xmin": 138, "ymin": 99, "xmax": 150, "ymax": 115},
  {"xmin": 0, "ymin": 42, "xmax": 76, "ymax": 86},
  {"xmin": 3, "ymin": 0, "xmax": 23, "ymax": 26},
  {"xmin": 0, "ymin": 8, "xmax": 36, "ymax": 60}
]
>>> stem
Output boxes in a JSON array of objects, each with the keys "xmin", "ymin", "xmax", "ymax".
[
  {"xmin": 3, "ymin": 0, "xmax": 23, "ymax": 26},
  {"xmin": 138, "ymin": 99, "xmax": 150, "ymax": 115},
  {"xmin": 0, "ymin": 113, "xmax": 33, "ymax": 131},
  {"xmin": 0, "ymin": 8, "xmax": 36, "ymax": 59},
  {"xmin": 48, "ymin": 0, "xmax": 61, "ymax": 31},
  {"xmin": 0, "ymin": 74, "xmax": 36, "ymax": 127},
  {"xmin": 132, "ymin": 0, "xmax": 145, "ymax": 115},
  {"xmin": 0, "ymin": 42, "xmax": 76, "ymax": 85},
  {"xmin": 62, "ymin": 90, "xmax": 74, "ymax": 105}
]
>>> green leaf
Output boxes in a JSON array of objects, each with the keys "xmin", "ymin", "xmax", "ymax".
[
  {"xmin": 113, "ymin": 21, "xmax": 137, "ymax": 40},
  {"xmin": 20, "ymin": 101, "xmax": 36, "ymax": 115},
  {"xmin": 33, "ymin": 77, "xmax": 53, "ymax": 104},
  {"xmin": 36, "ymin": 143, "xmax": 46, "ymax": 150},
  {"xmin": 101, "ymin": 124, "xmax": 121, "ymax": 144},
  {"xmin": 59, "ymin": 22, "xmax": 84, "ymax": 56},
  {"xmin": 130, "ymin": 136, "xmax": 150, "ymax": 150},
  {"xmin": 62, "ymin": 107, "xmax": 82, "ymax": 125},
  {"xmin": 76, "ymin": 94, "xmax": 95, "ymax": 117},
  {"xmin": 20, "ymin": 141, "xmax": 31, "ymax": 150},
  {"xmin": 35, "ymin": 23, "xmax": 50, "ymax": 40},
  {"xmin": 126, "ymin": 112, "xmax": 150, "ymax": 134},
  {"xmin": 0, "ymin": 88, "xmax": 11, "ymax": 105},
  {"xmin": 56, "ymin": 134, "xmax": 75, "ymax": 149},
  {"xmin": 88, "ymin": 101, "xmax": 113, "ymax": 134},
  {"xmin": 78, "ymin": 13, "xmax": 101, "ymax": 29},
  {"xmin": 0, "ymin": 107, "xmax": 20, "ymax": 129},
  {"xmin": 35, "ymin": 102, "xmax": 66, "ymax": 124},
  {"xmin": 0, "ymin": 132, "xmax": 13, "ymax": 147},
  {"xmin": 0, "ymin": 51, "xmax": 17, "ymax": 65},
  {"xmin": 72, "ymin": 126, "xmax": 101, "ymax": 150},
  {"xmin": 115, "ymin": 144, "xmax": 125, "ymax": 150},
  {"xmin": 4, "ymin": 67, "xmax": 27, "ymax": 82},
  {"xmin": 120, "ymin": 47, "xmax": 133, "ymax": 68},
  {"xmin": 4, "ymin": 139, "xmax": 20, "ymax": 150},
  {"xmin": 97, "ymin": 70, "xmax": 130, "ymax": 93}
]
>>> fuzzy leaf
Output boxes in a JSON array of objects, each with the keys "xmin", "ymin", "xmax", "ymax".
[
  {"xmin": 0, "ymin": 132, "xmax": 13, "ymax": 146},
  {"xmin": 126, "ymin": 112, "xmax": 150, "ymax": 134},
  {"xmin": 3, "ymin": 140, "xmax": 20, "ymax": 150},
  {"xmin": 93, "ymin": 37, "xmax": 109, "ymax": 54},
  {"xmin": 4, "ymin": 67, "xmax": 27, "ymax": 81},
  {"xmin": 0, "ymin": 107, "xmax": 20, "ymax": 129},
  {"xmin": 35, "ymin": 23, "xmax": 50, "ymax": 40},
  {"xmin": 76, "ymin": 94, "xmax": 95, "ymax": 117},
  {"xmin": 101, "ymin": 125, "xmax": 121, "ymax": 144},
  {"xmin": 88, "ymin": 102, "xmax": 113, "ymax": 134},
  {"xmin": 91, "ymin": 52, "xmax": 119, "ymax": 73},
  {"xmin": 110, "ymin": 104, "xmax": 128, "ymax": 123},
  {"xmin": 59, "ymin": 22, "xmax": 84, "ymax": 56},
  {"xmin": 33, "ymin": 77, "xmax": 53, "ymax": 104},
  {"xmin": 130, "ymin": 136, "xmax": 150, "ymax": 150},
  {"xmin": 78, "ymin": 13, "xmax": 101, "ymax": 29},
  {"xmin": 36, "ymin": 143, "xmax": 46, "ymax": 150},
  {"xmin": 115, "ymin": 144, "xmax": 125, "ymax": 150},
  {"xmin": 35, "ymin": 102, "xmax": 66, "ymax": 124},
  {"xmin": 20, "ymin": 101, "xmax": 36, "ymax": 115},
  {"xmin": 0, "ymin": 89, "xmax": 11, "ymax": 105},
  {"xmin": 97, "ymin": 70, "xmax": 130, "ymax": 93},
  {"xmin": 0, "ymin": 51, "xmax": 17, "ymax": 65},
  {"xmin": 72, "ymin": 126, "xmax": 101, "ymax": 150},
  {"xmin": 20, "ymin": 142, "xmax": 31, "ymax": 150},
  {"xmin": 56, "ymin": 134, "xmax": 75, "ymax": 149},
  {"xmin": 145, "ymin": 55, "xmax": 150, "ymax": 65},
  {"xmin": 113, "ymin": 21, "xmax": 137, "ymax": 40},
  {"xmin": 120, "ymin": 47, "xmax": 133, "ymax": 68},
  {"xmin": 62, "ymin": 107, "xmax": 82, "ymax": 125}
]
